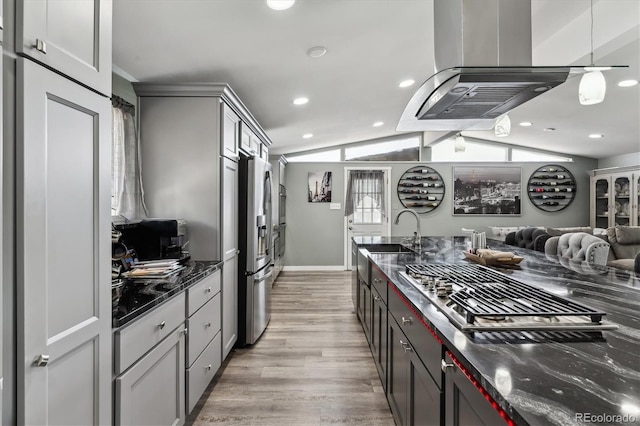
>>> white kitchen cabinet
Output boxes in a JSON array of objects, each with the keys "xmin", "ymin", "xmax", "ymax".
[
  {"xmin": 16, "ymin": 0, "xmax": 112, "ymax": 96},
  {"xmin": 240, "ymin": 123, "xmax": 252, "ymax": 154},
  {"xmin": 16, "ymin": 58, "xmax": 112, "ymax": 425},
  {"xmin": 222, "ymin": 156, "xmax": 239, "ymax": 359},
  {"xmin": 222, "ymin": 102, "xmax": 239, "ymax": 160},
  {"xmin": 590, "ymin": 167, "xmax": 640, "ymax": 228},
  {"xmin": 116, "ymin": 326, "xmax": 186, "ymax": 426}
]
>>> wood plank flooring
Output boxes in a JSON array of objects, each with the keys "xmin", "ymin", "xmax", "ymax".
[{"xmin": 187, "ymin": 271, "xmax": 395, "ymax": 426}]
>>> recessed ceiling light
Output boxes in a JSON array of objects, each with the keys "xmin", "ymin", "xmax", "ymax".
[
  {"xmin": 306, "ymin": 46, "xmax": 327, "ymax": 58},
  {"xmin": 398, "ymin": 79, "xmax": 415, "ymax": 88},
  {"xmin": 303, "ymin": 133, "xmax": 313, "ymax": 139},
  {"xmin": 588, "ymin": 133, "xmax": 604, "ymax": 139},
  {"xmin": 543, "ymin": 127, "xmax": 556, "ymax": 132},
  {"xmin": 618, "ymin": 79, "xmax": 639, "ymax": 87},
  {"xmin": 519, "ymin": 121, "xmax": 533, "ymax": 127},
  {"xmin": 373, "ymin": 121, "xmax": 384, "ymax": 127},
  {"xmin": 266, "ymin": 0, "xmax": 295, "ymax": 10},
  {"xmin": 292, "ymin": 97, "xmax": 309, "ymax": 105}
]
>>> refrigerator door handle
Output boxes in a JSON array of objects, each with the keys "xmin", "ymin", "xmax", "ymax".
[{"xmin": 254, "ymin": 266, "xmax": 274, "ymax": 284}]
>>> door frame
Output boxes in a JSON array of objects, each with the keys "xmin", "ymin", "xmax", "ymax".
[{"xmin": 343, "ymin": 166, "xmax": 392, "ymax": 269}]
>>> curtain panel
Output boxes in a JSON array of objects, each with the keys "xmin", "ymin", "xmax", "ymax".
[
  {"xmin": 112, "ymin": 97, "xmax": 148, "ymax": 219},
  {"xmin": 344, "ymin": 170, "xmax": 385, "ymax": 218}
]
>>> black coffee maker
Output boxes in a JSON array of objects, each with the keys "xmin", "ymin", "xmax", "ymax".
[{"xmin": 114, "ymin": 219, "xmax": 189, "ymax": 261}]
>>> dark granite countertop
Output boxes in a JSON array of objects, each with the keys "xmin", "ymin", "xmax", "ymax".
[
  {"xmin": 112, "ymin": 260, "xmax": 222, "ymax": 329},
  {"xmin": 354, "ymin": 236, "xmax": 640, "ymax": 426}
]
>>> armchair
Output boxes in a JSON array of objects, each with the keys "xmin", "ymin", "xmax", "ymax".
[
  {"xmin": 602, "ymin": 226, "xmax": 640, "ymax": 273},
  {"xmin": 504, "ymin": 227, "xmax": 550, "ymax": 252}
]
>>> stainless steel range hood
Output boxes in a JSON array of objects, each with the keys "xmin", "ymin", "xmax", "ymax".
[{"xmin": 397, "ymin": 0, "xmax": 570, "ymax": 132}]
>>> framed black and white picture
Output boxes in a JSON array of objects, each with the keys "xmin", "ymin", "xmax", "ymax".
[
  {"xmin": 308, "ymin": 171, "xmax": 332, "ymax": 202},
  {"xmin": 453, "ymin": 166, "xmax": 521, "ymax": 215}
]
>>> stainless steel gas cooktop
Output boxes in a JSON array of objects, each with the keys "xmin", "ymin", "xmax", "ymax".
[{"xmin": 399, "ymin": 264, "xmax": 618, "ymax": 333}]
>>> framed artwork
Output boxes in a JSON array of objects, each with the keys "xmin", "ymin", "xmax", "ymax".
[
  {"xmin": 308, "ymin": 171, "xmax": 332, "ymax": 202},
  {"xmin": 453, "ymin": 166, "xmax": 521, "ymax": 215}
]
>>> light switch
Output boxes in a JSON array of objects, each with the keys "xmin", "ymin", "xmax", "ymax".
[{"xmin": 330, "ymin": 203, "xmax": 341, "ymax": 210}]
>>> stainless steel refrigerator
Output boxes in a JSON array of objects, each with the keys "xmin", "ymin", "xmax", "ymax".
[{"xmin": 238, "ymin": 156, "xmax": 273, "ymax": 345}]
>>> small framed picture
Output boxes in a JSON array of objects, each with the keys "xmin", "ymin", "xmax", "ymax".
[{"xmin": 308, "ymin": 171, "xmax": 332, "ymax": 202}]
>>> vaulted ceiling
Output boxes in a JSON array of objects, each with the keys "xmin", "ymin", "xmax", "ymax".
[{"xmin": 113, "ymin": 0, "xmax": 639, "ymax": 159}]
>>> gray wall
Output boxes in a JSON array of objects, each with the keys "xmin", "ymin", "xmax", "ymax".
[
  {"xmin": 285, "ymin": 157, "xmax": 598, "ymax": 267},
  {"xmin": 598, "ymin": 152, "xmax": 640, "ymax": 169}
]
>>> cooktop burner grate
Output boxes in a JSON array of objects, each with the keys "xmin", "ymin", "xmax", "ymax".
[{"xmin": 404, "ymin": 263, "xmax": 611, "ymax": 327}]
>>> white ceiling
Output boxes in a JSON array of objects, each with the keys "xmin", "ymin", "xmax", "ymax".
[{"xmin": 112, "ymin": 0, "xmax": 640, "ymax": 159}]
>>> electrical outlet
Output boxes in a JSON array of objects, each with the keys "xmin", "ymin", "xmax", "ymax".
[{"xmin": 330, "ymin": 203, "xmax": 341, "ymax": 210}]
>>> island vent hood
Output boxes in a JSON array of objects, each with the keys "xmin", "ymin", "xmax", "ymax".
[{"xmin": 397, "ymin": 0, "xmax": 570, "ymax": 132}]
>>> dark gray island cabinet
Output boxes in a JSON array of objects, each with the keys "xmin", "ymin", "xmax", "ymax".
[{"xmin": 353, "ymin": 236, "xmax": 640, "ymax": 426}]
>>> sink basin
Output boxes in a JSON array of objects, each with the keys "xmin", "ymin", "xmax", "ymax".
[{"xmin": 363, "ymin": 244, "xmax": 416, "ymax": 254}]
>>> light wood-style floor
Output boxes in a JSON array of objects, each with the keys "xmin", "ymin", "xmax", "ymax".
[{"xmin": 188, "ymin": 271, "xmax": 395, "ymax": 426}]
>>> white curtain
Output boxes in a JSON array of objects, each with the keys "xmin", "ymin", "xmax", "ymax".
[
  {"xmin": 112, "ymin": 100, "xmax": 148, "ymax": 219},
  {"xmin": 344, "ymin": 170, "xmax": 386, "ymax": 218}
]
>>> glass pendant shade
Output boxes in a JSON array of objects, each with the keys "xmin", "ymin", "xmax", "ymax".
[
  {"xmin": 266, "ymin": 0, "xmax": 295, "ymax": 10},
  {"xmin": 494, "ymin": 114, "xmax": 511, "ymax": 137},
  {"xmin": 579, "ymin": 70, "xmax": 606, "ymax": 105},
  {"xmin": 454, "ymin": 135, "xmax": 466, "ymax": 152}
]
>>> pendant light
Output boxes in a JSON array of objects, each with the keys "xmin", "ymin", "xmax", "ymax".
[
  {"xmin": 494, "ymin": 114, "xmax": 511, "ymax": 137},
  {"xmin": 454, "ymin": 134, "xmax": 466, "ymax": 152},
  {"xmin": 579, "ymin": 0, "xmax": 606, "ymax": 105}
]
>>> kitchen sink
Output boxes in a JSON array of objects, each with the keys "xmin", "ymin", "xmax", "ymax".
[{"xmin": 363, "ymin": 243, "xmax": 417, "ymax": 254}]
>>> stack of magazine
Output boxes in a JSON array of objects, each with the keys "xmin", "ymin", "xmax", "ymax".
[{"xmin": 121, "ymin": 259, "xmax": 186, "ymax": 279}]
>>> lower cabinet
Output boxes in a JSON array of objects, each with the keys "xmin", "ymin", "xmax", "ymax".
[
  {"xmin": 359, "ymin": 280, "xmax": 372, "ymax": 343},
  {"xmin": 388, "ymin": 315, "xmax": 442, "ymax": 426},
  {"xmin": 443, "ymin": 352, "xmax": 507, "ymax": 426},
  {"xmin": 186, "ymin": 333, "xmax": 222, "ymax": 414},
  {"xmin": 115, "ymin": 327, "xmax": 186, "ymax": 426},
  {"xmin": 371, "ymin": 286, "xmax": 387, "ymax": 391}
]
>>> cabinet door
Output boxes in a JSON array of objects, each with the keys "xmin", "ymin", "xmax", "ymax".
[
  {"xmin": 351, "ymin": 241, "xmax": 359, "ymax": 311},
  {"xmin": 371, "ymin": 287, "xmax": 387, "ymax": 391},
  {"xmin": 16, "ymin": 59, "xmax": 111, "ymax": 425},
  {"xmin": 240, "ymin": 123, "xmax": 252, "ymax": 153},
  {"xmin": 260, "ymin": 144, "xmax": 269, "ymax": 160},
  {"xmin": 17, "ymin": 0, "xmax": 112, "ymax": 95},
  {"xmin": 635, "ymin": 174, "xmax": 640, "ymax": 226},
  {"xmin": 591, "ymin": 176, "xmax": 611, "ymax": 229},
  {"xmin": 222, "ymin": 256, "xmax": 238, "ymax": 359},
  {"xmin": 359, "ymin": 282, "xmax": 371, "ymax": 343},
  {"xmin": 116, "ymin": 328, "xmax": 186, "ymax": 426},
  {"xmin": 612, "ymin": 173, "xmax": 633, "ymax": 226},
  {"xmin": 222, "ymin": 157, "xmax": 238, "ymax": 258},
  {"xmin": 250, "ymin": 133, "xmax": 261, "ymax": 156},
  {"xmin": 408, "ymin": 348, "xmax": 441, "ymax": 426},
  {"xmin": 444, "ymin": 353, "xmax": 505, "ymax": 426},
  {"xmin": 388, "ymin": 317, "xmax": 409, "ymax": 426},
  {"xmin": 222, "ymin": 103, "xmax": 239, "ymax": 160}
]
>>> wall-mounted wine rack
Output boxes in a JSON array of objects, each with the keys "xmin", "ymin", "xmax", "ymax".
[
  {"xmin": 397, "ymin": 165, "xmax": 445, "ymax": 213},
  {"xmin": 527, "ymin": 164, "xmax": 576, "ymax": 212}
]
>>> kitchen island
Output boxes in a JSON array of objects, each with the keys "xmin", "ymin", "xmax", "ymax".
[{"xmin": 354, "ymin": 236, "xmax": 640, "ymax": 426}]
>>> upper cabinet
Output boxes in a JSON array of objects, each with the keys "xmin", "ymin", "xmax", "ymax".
[
  {"xmin": 222, "ymin": 103, "xmax": 239, "ymax": 160},
  {"xmin": 17, "ymin": 0, "xmax": 112, "ymax": 96},
  {"xmin": 590, "ymin": 167, "xmax": 640, "ymax": 228}
]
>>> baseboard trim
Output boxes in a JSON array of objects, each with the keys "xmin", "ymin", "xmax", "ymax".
[{"xmin": 282, "ymin": 265, "xmax": 347, "ymax": 271}]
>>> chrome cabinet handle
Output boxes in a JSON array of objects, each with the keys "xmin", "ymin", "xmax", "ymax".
[
  {"xmin": 206, "ymin": 364, "xmax": 212, "ymax": 371},
  {"xmin": 35, "ymin": 39, "xmax": 47, "ymax": 54},
  {"xmin": 402, "ymin": 316, "xmax": 413, "ymax": 325},
  {"xmin": 205, "ymin": 287, "xmax": 212, "ymax": 293},
  {"xmin": 183, "ymin": 328, "xmax": 188, "ymax": 336},
  {"xmin": 374, "ymin": 296, "xmax": 381, "ymax": 301},
  {"xmin": 158, "ymin": 321, "xmax": 166, "ymax": 329},
  {"xmin": 441, "ymin": 359, "xmax": 454, "ymax": 372},
  {"xmin": 35, "ymin": 354, "xmax": 50, "ymax": 367},
  {"xmin": 399, "ymin": 340, "xmax": 413, "ymax": 353},
  {"xmin": 204, "ymin": 322, "xmax": 212, "ymax": 328},
  {"xmin": 373, "ymin": 278, "xmax": 381, "ymax": 284}
]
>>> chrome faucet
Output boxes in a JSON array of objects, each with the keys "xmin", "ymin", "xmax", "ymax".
[{"xmin": 394, "ymin": 209, "xmax": 421, "ymax": 247}]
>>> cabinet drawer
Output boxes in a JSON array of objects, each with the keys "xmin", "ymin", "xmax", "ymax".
[
  {"xmin": 187, "ymin": 292, "xmax": 221, "ymax": 367},
  {"xmin": 187, "ymin": 270, "xmax": 221, "ymax": 317},
  {"xmin": 371, "ymin": 264, "xmax": 387, "ymax": 304},
  {"xmin": 388, "ymin": 284, "xmax": 442, "ymax": 389},
  {"xmin": 115, "ymin": 292, "xmax": 186, "ymax": 375},
  {"xmin": 186, "ymin": 332, "xmax": 222, "ymax": 415}
]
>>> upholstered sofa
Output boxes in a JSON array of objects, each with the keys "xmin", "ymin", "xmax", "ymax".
[
  {"xmin": 504, "ymin": 227, "xmax": 550, "ymax": 252},
  {"xmin": 544, "ymin": 232, "xmax": 611, "ymax": 268},
  {"xmin": 599, "ymin": 226, "xmax": 640, "ymax": 273}
]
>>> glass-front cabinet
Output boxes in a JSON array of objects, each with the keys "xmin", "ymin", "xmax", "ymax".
[{"xmin": 590, "ymin": 168, "xmax": 640, "ymax": 229}]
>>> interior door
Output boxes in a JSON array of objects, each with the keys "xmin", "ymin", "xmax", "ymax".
[
  {"xmin": 345, "ymin": 168, "xmax": 391, "ymax": 269},
  {"xmin": 17, "ymin": 59, "xmax": 111, "ymax": 425}
]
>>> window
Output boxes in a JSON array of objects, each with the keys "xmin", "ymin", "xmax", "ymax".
[
  {"xmin": 344, "ymin": 170, "xmax": 385, "ymax": 224},
  {"xmin": 431, "ymin": 137, "xmax": 508, "ymax": 162},
  {"xmin": 511, "ymin": 149, "xmax": 572, "ymax": 162},
  {"xmin": 345, "ymin": 136, "xmax": 420, "ymax": 161},
  {"xmin": 286, "ymin": 149, "xmax": 341, "ymax": 163}
]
